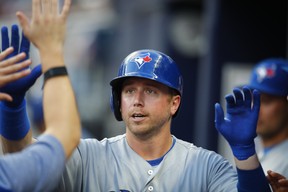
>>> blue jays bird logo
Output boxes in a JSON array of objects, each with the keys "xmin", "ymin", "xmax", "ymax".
[
  {"xmin": 255, "ymin": 64, "xmax": 276, "ymax": 83},
  {"xmin": 134, "ymin": 53, "xmax": 152, "ymax": 68}
]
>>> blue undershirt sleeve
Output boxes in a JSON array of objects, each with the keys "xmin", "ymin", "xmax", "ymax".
[{"xmin": 237, "ymin": 165, "xmax": 271, "ymax": 192}]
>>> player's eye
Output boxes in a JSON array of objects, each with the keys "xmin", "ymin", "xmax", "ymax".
[
  {"xmin": 145, "ymin": 89, "xmax": 156, "ymax": 95},
  {"xmin": 123, "ymin": 88, "xmax": 135, "ymax": 94}
]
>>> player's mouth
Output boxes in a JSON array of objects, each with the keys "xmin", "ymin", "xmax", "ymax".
[{"xmin": 131, "ymin": 113, "xmax": 146, "ymax": 121}]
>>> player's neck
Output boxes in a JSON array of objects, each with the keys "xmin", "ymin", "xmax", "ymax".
[
  {"xmin": 261, "ymin": 131, "xmax": 288, "ymax": 148},
  {"xmin": 126, "ymin": 132, "xmax": 173, "ymax": 161}
]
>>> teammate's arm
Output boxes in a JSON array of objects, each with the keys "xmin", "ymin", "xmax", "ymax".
[
  {"xmin": 0, "ymin": 0, "xmax": 80, "ymax": 191},
  {"xmin": 16, "ymin": 0, "xmax": 80, "ymax": 158},
  {"xmin": 215, "ymin": 87, "xmax": 271, "ymax": 192}
]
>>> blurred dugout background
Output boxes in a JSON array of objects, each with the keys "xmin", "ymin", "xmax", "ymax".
[{"xmin": 0, "ymin": 0, "xmax": 287, "ymax": 160}]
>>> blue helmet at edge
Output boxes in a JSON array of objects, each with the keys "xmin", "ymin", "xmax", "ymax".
[{"xmin": 248, "ymin": 58, "xmax": 288, "ymax": 97}]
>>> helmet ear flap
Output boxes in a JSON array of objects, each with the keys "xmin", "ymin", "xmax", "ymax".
[{"xmin": 111, "ymin": 88, "xmax": 122, "ymax": 121}]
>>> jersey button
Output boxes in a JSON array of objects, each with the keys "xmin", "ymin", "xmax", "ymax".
[
  {"xmin": 148, "ymin": 170, "xmax": 153, "ymax": 175},
  {"xmin": 148, "ymin": 186, "xmax": 154, "ymax": 191}
]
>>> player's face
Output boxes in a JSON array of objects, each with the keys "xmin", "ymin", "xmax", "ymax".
[
  {"xmin": 257, "ymin": 93, "xmax": 288, "ymax": 140},
  {"xmin": 120, "ymin": 77, "xmax": 180, "ymax": 139}
]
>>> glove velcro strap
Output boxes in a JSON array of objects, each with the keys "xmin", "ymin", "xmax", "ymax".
[
  {"xmin": 0, "ymin": 99, "xmax": 30, "ymax": 140},
  {"xmin": 230, "ymin": 143, "xmax": 256, "ymax": 160}
]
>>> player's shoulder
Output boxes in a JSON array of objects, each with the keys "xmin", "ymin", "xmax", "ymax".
[
  {"xmin": 73, "ymin": 134, "xmax": 127, "ymax": 160},
  {"xmin": 173, "ymin": 135, "xmax": 199, "ymax": 150},
  {"xmin": 78, "ymin": 134, "xmax": 126, "ymax": 147},
  {"xmin": 173, "ymin": 136, "xmax": 221, "ymax": 158},
  {"xmin": 104, "ymin": 134, "xmax": 126, "ymax": 144}
]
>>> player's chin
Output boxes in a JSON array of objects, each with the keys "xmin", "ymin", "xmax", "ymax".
[
  {"xmin": 132, "ymin": 130, "xmax": 154, "ymax": 140},
  {"xmin": 127, "ymin": 124, "xmax": 151, "ymax": 135}
]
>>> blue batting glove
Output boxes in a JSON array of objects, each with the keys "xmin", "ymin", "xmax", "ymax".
[
  {"xmin": 0, "ymin": 25, "xmax": 42, "ymax": 107},
  {"xmin": 214, "ymin": 86, "xmax": 260, "ymax": 160},
  {"xmin": 0, "ymin": 25, "xmax": 42, "ymax": 140}
]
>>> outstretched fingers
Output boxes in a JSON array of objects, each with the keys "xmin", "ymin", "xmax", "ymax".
[
  {"xmin": 0, "ymin": 67, "xmax": 31, "ymax": 87},
  {"xmin": 16, "ymin": 12, "xmax": 30, "ymax": 38},
  {"xmin": 11, "ymin": 25, "xmax": 20, "ymax": 56},
  {"xmin": 42, "ymin": 0, "xmax": 52, "ymax": 15},
  {"xmin": 214, "ymin": 103, "xmax": 224, "ymax": 131},
  {"xmin": 0, "ymin": 58, "xmax": 31, "ymax": 74},
  {"xmin": 225, "ymin": 94, "xmax": 235, "ymax": 109},
  {"xmin": 0, "ymin": 93, "xmax": 13, "ymax": 102},
  {"xmin": 267, "ymin": 170, "xmax": 288, "ymax": 191},
  {"xmin": 242, "ymin": 86, "xmax": 252, "ymax": 108},
  {"xmin": 51, "ymin": 0, "xmax": 60, "ymax": 15},
  {"xmin": 61, "ymin": 0, "xmax": 71, "ymax": 19},
  {"xmin": 1, "ymin": 26, "xmax": 9, "ymax": 52},
  {"xmin": 267, "ymin": 170, "xmax": 286, "ymax": 181},
  {"xmin": 0, "ymin": 50, "xmax": 28, "ymax": 68},
  {"xmin": 233, "ymin": 88, "xmax": 244, "ymax": 106},
  {"xmin": 33, "ymin": 0, "xmax": 42, "ymax": 18},
  {"xmin": 20, "ymin": 32, "xmax": 30, "ymax": 59},
  {"xmin": 0, "ymin": 47, "xmax": 14, "ymax": 61},
  {"xmin": 0, "ymin": 50, "xmax": 32, "ymax": 79},
  {"xmin": 252, "ymin": 89, "xmax": 260, "ymax": 114}
]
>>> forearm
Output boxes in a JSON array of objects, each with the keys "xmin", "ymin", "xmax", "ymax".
[
  {"xmin": 1, "ymin": 129, "xmax": 32, "ymax": 153},
  {"xmin": 234, "ymin": 154, "xmax": 259, "ymax": 170},
  {"xmin": 235, "ymin": 154, "xmax": 271, "ymax": 192},
  {"xmin": 16, "ymin": 0, "xmax": 80, "ymax": 159},
  {"xmin": 41, "ymin": 54, "xmax": 81, "ymax": 158},
  {"xmin": 0, "ymin": 99, "xmax": 33, "ymax": 153}
]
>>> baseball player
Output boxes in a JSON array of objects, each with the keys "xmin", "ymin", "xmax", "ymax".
[
  {"xmin": 50, "ymin": 49, "xmax": 270, "ymax": 192},
  {"xmin": 1, "ymin": 3, "xmax": 271, "ymax": 192},
  {"xmin": 0, "ymin": 0, "xmax": 81, "ymax": 191},
  {"xmin": 247, "ymin": 58, "xmax": 288, "ymax": 178},
  {"xmin": 9, "ymin": 49, "xmax": 269, "ymax": 191}
]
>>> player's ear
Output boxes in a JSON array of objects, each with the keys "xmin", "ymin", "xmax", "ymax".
[{"xmin": 171, "ymin": 95, "xmax": 181, "ymax": 116}]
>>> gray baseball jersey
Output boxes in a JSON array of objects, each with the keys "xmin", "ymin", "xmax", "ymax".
[
  {"xmin": 257, "ymin": 139, "xmax": 288, "ymax": 178},
  {"xmin": 54, "ymin": 134, "xmax": 238, "ymax": 192}
]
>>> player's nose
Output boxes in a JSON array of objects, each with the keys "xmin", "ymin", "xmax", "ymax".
[{"xmin": 133, "ymin": 91, "xmax": 144, "ymax": 107}]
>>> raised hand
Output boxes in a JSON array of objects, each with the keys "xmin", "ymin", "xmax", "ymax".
[
  {"xmin": 0, "ymin": 25, "xmax": 41, "ymax": 107},
  {"xmin": 267, "ymin": 171, "xmax": 288, "ymax": 192},
  {"xmin": 0, "ymin": 47, "xmax": 32, "ymax": 101},
  {"xmin": 16, "ymin": 0, "xmax": 71, "ymax": 71},
  {"xmin": 215, "ymin": 86, "xmax": 260, "ymax": 160}
]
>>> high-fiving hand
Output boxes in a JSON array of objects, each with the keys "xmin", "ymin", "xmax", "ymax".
[
  {"xmin": 0, "ymin": 47, "xmax": 32, "ymax": 101},
  {"xmin": 267, "ymin": 170, "xmax": 288, "ymax": 192},
  {"xmin": 215, "ymin": 86, "xmax": 260, "ymax": 160},
  {"xmin": 16, "ymin": 0, "xmax": 71, "ymax": 72},
  {"xmin": 0, "ymin": 25, "xmax": 41, "ymax": 107}
]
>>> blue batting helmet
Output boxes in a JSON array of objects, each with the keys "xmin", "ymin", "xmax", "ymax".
[
  {"xmin": 110, "ymin": 49, "xmax": 183, "ymax": 121},
  {"xmin": 248, "ymin": 58, "xmax": 288, "ymax": 97}
]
